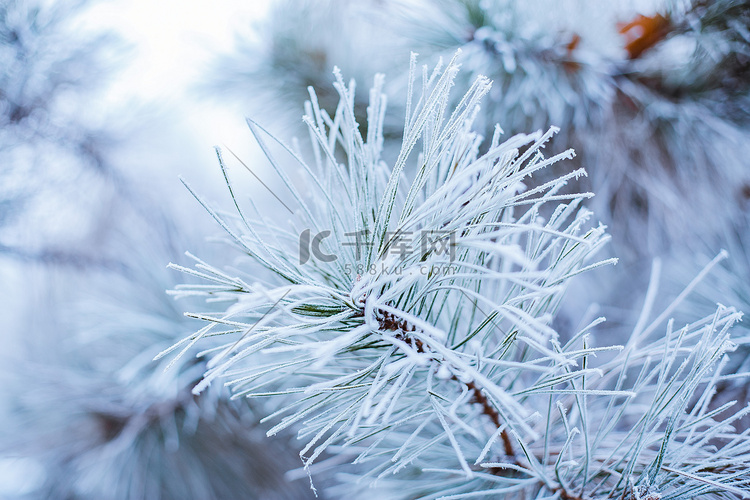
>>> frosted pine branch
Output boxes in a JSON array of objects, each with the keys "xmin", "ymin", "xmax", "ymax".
[{"xmin": 160, "ymin": 55, "xmax": 750, "ymax": 498}]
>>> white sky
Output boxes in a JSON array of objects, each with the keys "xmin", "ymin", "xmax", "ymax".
[
  {"xmin": 79, "ymin": 0, "xmax": 273, "ymax": 155},
  {"xmin": 75, "ymin": 0, "xmax": 281, "ymax": 207},
  {"xmin": 87, "ymin": 0, "xmax": 271, "ymax": 100}
]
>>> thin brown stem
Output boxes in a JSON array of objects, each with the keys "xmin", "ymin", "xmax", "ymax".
[
  {"xmin": 464, "ymin": 379, "xmax": 515, "ymax": 459},
  {"xmin": 377, "ymin": 309, "xmax": 515, "ymax": 460},
  {"xmin": 376, "ymin": 309, "xmax": 599, "ymax": 497}
]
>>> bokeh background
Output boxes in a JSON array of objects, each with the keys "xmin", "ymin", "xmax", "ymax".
[{"xmin": 1, "ymin": 0, "xmax": 748, "ymax": 498}]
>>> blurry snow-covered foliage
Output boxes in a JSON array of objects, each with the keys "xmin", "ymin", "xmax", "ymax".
[
  {"xmin": 385, "ymin": 0, "xmax": 750, "ymax": 260},
  {"xmin": 206, "ymin": 0, "xmax": 410, "ymax": 135},
  {"xmin": 1, "ymin": 212, "xmax": 315, "ymax": 499},
  {"xmin": 658, "ymin": 0, "xmax": 750, "ymax": 124},
  {"xmin": 0, "ymin": 0, "xmax": 125, "ymax": 261}
]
